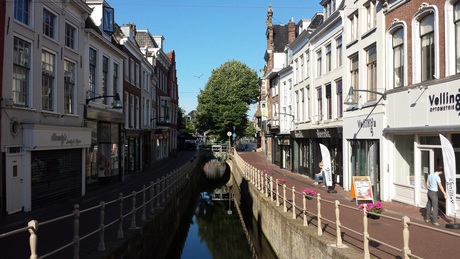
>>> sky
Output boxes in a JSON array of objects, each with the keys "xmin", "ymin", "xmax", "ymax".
[{"xmin": 108, "ymin": 0, "xmax": 323, "ymax": 116}]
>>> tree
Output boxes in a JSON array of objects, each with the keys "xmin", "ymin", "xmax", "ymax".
[{"xmin": 196, "ymin": 61, "xmax": 259, "ymax": 141}]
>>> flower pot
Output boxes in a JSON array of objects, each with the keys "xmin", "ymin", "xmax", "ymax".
[
  {"xmin": 305, "ymin": 195, "xmax": 314, "ymax": 200},
  {"xmin": 367, "ymin": 213, "xmax": 380, "ymax": 220}
]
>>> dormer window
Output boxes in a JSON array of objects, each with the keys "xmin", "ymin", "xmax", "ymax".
[{"xmin": 103, "ymin": 6, "xmax": 114, "ymax": 34}]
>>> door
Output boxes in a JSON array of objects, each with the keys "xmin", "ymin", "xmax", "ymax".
[
  {"xmin": 6, "ymin": 154, "xmax": 23, "ymax": 214},
  {"xmin": 418, "ymin": 149, "xmax": 432, "ymax": 207}
]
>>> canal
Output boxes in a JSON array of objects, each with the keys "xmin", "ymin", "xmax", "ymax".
[{"xmin": 164, "ymin": 169, "xmax": 277, "ymax": 258}]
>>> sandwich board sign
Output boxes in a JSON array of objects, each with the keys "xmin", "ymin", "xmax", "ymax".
[{"xmin": 350, "ymin": 176, "xmax": 373, "ymax": 204}]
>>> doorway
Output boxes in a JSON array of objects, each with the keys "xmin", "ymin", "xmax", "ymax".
[
  {"xmin": 6, "ymin": 154, "xmax": 23, "ymax": 214},
  {"xmin": 418, "ymin": 148, "xmax": 444, "ymax": 208}
]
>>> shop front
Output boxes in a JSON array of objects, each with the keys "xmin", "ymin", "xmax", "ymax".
[
  {"xmin": 384, "ymin": 81, "xmax": 460, "ymax": 216},
  {"xmin": 343, "ymin": 113, "xmax": 384, "ymax": 201},
  {"xmin": 85, "ymin": 107, "xmax": 124, "ymax": 185},
  {"xmin": 292, "ymin": 127, "xmax": 342, "ymax": 185},
  {"xmin": 5, "ymin": 124, "xmax": 92, "ymax": 213}
]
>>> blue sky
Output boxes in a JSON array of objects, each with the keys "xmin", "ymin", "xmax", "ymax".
[{"xmin": 109, "ymin": 0, "xmax": 322, "ymax": 116}]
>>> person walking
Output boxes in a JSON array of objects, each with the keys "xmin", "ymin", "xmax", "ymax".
[{"xmin": 425, "ymin": 166, "xmax": 447, "ymax": 226}]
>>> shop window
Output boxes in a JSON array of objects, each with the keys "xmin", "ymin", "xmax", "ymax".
[{"xmin": 394, "ymin": 135, "xmax": 414, "ymax": 185}]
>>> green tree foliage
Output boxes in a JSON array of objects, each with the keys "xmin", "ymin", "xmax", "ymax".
[{"xmin": 196, "ymin": 60, "xmax": 259, "ymax": 140}]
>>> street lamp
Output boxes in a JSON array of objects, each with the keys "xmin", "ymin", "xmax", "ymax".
[
  {"xmin": 86, "ymin": 93, "xmax": 123, "ymax": 109},
  {"xmin": 274, "ymin": 111, "xmax": 294, "ymax": 118},
  {"xmin": 343, "ymin": 86, "xmax": 386, "ymax": 105}
]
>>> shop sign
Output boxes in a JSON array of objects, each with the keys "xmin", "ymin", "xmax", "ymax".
[
  {"xmin": 51, "ymin": 133, "xmax": 82, "ymax": 146},
  {"xmin": 357, "ymin": 118, "xmax": 376, "ymax": 136},
  {"xmin": 428, "ymin": 91, "xmax": 460, "ymax": 114},
  {"xmin": 316, "ymin": 129, "xmax": 331, "ymax": 138}
]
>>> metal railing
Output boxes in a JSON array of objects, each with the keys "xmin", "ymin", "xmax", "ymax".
[
  {"xmin": 233, "ymin": 151, "xmax": 460, "ymax": 259},
  {"xmin": 0, "ymin": 155, "xmax": 199, "ymax": 258}
]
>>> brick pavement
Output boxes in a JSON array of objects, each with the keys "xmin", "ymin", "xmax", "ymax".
[{"xmin": 237, "ymin": 150, "xmax": 460, "ymax": 258}]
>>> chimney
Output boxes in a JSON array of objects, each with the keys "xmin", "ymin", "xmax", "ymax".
[{"xmin": 288, "ymin": 17, "xmax": 296, "ymax": 44}]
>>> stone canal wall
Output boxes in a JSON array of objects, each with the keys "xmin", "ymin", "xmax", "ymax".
[{"xmin": 228, "ymin": 156, "xmax": 363, "ymax": 259}]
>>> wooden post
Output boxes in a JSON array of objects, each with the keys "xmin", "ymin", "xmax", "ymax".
[
  {"xmin": 335, "ymin": 200, "xmax": 343, "ymax": 248},
  {"xmin": 97, "ymin": 202, "xmax": 106, "ymax": 251},
  {"xmin": 402, "ymin": 216, "xmax": 411, "ymax": 259},
  {"xmin": 130, "ymin": 191, "xmax": 137, "ymax": 229},
  {"xmin": 73, "ymin": 204, "xmax": 80, "ymax": 259},
  {"xmin": 317, "ymin": 194, "xmax": 323, "ymax": 236},
  {"xmin": 117, "ymin": 193, "xmax": 124, "ymax": 239},
  {"xmin": 28, "ymin": 220, "xmax": 38, "ymax": 259}
]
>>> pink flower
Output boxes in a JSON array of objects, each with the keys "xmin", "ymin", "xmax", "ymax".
[
  {"xmin": 301, "ymin": 188, "xmax": 317, "ymax": 197},
  {"xmin": 358, "ymin": 202, "xmax": 383, "ymax": 214}
]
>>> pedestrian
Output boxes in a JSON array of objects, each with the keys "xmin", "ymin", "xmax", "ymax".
[
  {"xmin": 314, "ymin": 161, "xmax": 326, "ymax": 187},
  {"xmin": 425, "ymin": 166, "xmax": 447, "ymax": 226}
]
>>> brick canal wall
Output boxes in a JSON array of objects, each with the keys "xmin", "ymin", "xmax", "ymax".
[{"xmin": 228, "ymin": 156, "xmax": 364, "ymax": 259}]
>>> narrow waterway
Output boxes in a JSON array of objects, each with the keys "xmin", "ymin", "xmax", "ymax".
[{"xmin": 165, "ymin": 169, "xmax": 277, "ymax": 258}]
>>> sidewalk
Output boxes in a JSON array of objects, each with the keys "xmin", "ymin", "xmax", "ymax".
[{"xmin": 237, "ymin": 150, "xmax": 460, "ymax": 258}]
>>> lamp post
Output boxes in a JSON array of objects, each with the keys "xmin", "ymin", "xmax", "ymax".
[
  {"xmin": 86, "ymin": 93, "xmax": 123, "ymax": 109},
  {"xmin": 227, "ymin": 131, "xmax": 232, "ymax": 152},
  {"xmin": 343, "ymin": 86, "xmax": 386, "ymax": 105}
]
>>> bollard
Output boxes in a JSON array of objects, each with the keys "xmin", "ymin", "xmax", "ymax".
[
  {"xmin": 402, "ymin": 216, "xmax": 411, "ymax": 259},
  {"xmin": 28, "ymin": 220, "xmax": 38, "ymax": 259},
  {"xmin": 98, "ymin": 202, "xmax": 106, "ymax": 251},
  {"xmin": 130, "ymin": 191, "xmax": 137, "ymax": 229},
  {"xmin": 73, "ymin": 204, "xmax": 80, "ymax": 259},
  {"xmin": 142, "ymin": 185, "xmax": 147, "ymax": 221},
  {"xmin": 117, "ymin": 193, "xmax": 124, "ymax": 239},
  {"xmin": 150, "ymin": 181, "xmax": 155, "ymax": 214},
  {"xmin": 335, "ymin": 200, "xmax": 343, "ymax": 248},
  {"xmin": 317, "ymin": 194, "xmax": 323, "ymax": 236},
  {"xmin": 292, "ymin": 186, "xmax": 296, "ymax": 219}
]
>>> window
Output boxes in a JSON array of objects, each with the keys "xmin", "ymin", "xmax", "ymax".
[
  {"xmin": 317, "ymin": 87, "xmax": 322, "ymax": 121},
  {"xmin": 306, "ymin": 51, "xmax": 310, "ymax": 78},
  {"xmin": 350, "ymin": 54, "xmax": 359, "ymax": 102},
  {"xmin": 136, "ymin": 63, "xmax": 140, "ymax": 87},
  {"xmin": 420, "ymin": 14, "xmax": 435, "ymax": 81},
  {"xmin": 295, "ymin": 59, "xmax": 299, "ymax": 83},
  {"xmin": 43, "ymin": 9, "xmax": 56, "ymax": 39},
  {"xmin": 300, "ymin": 89, "xmax": 305, "ymax": 122},
  {"xmin": 130, "ymin": 59, "xmax": 134, "ymax": 83},
  {"xmin": 300, "ymin": 55, "xmax": 304, "ymax": 81},
  {"xmin": 455, "ymin": 3, "xmax": 460, "ymax": 73},
  {"xmin": 103, "ymin": 6, "xmax": 114, "ymax": 34},
  {"xmin": 326, "ymin": 44, "xmax": 332, "ymax": 72},
  {"xmin": 102, "ymin": 56, "xmax": 109, "ymax": 105},
  {"xmin": 365, "ymin": 1, "xmax": 376, "ymax": 31},
  {"xmin": 124, "ymin": 59, "xmax": 129, "ymax": 81},
  {"xmin": 65, "ymin": 23, "xmax": 76, "ymax": 49},
  {"xmin": 336, "ymin": 80, "xmax": 343, "ymax": 118},
  {"xmin": 64, "ymin": 61, "xmax": 75, "ymax": 114},
  {"xmin": 316, "ymin": 50, "xmax": 322, "ymax": 77},
  {"xmin": 42, "ymin": 50, "xmax": 55, "ymax": 111},
  {"xmin": 113, "ymin": 62, "xmax": 119, "ymax": 96},
  {"xmin": 367, "ymin": 46, "xmax": 377, "ymax": 101},
  {"xmin": 392, "ymin": 28, "xmax": 404, "ymax": 87},
  {"xmin": 89, "ymin": 48, "xmax": 97, "ymax": 98},
  {"xmin": 336, "ymin": 36, "xmax": 342, "ymax": 67},
  {"xmin": 350, "ymin": 12, "xmax": 358, "ymax": 41},
  {"xmin": 13, "ymin": 37, "xmax": 30, "ymax": 106},
  {"xmin": 14, "ymin": 0, "xmax": 30, "ymax": 25},
  {"xmin": 326, "ymin": 84, "xmax": 332, "ymax": 119}
]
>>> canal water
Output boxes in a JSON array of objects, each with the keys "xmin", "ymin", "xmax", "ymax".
[{"xmin": 165, "ymin": 169, "xmax": 277, "ymax": 258}]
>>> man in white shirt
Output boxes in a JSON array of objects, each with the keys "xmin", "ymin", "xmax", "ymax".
[{"xmin": 425, "ymin": 167, "xmax": 447, "ymax": 226}]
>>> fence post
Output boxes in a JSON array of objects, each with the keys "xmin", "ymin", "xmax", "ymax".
[
  {"xmin": 335, "ymin": 200, "xmax": 343, "ymax": 248},
  {"xmin": 303, "ymin": 195, "xmax": 308, "ymax": 226},
  {"xmin": 28, "ymin": 220, "xmax": 38, "ymax": 259},
  {"xmin": 270, "ymin": 176, "xmax": 274, "ymax": 202},
  {"xmin": 73, "ymin": 204, "xmax": 80, "ymax": 259},
  {"xmin": 97, "ymin": 201, "xmax": 106, "ymax": 251},
  {"xmin": 142, "ymin": 185, "xmax": 147, "ymax": 221},
  {"xmin": 363, "ymin": 204, "xmax": 370, "ymax": 259},
  {"xmin": 156, "ymin": 178, "xmax": 161, "ymax": 208},
  {"xmin": 276, "ymin": 180, "xmax": 280, "ymax": 207},
  {"xmin": 402, "ymin": 216, "xmax": 411, "ymax": 259},
  {"xmin": 166, "ymin": 173, "xmax": 170, "ymax": 198},
  {"xmin": 283, "ymin": 184, "xmax": 287, "ymax": 212},
  {"xmin": 161, "ymin": 176, "xmax": 166, "ymax": 203},
  {"xmin": 317, "ymin": 194, "xmax": 323, "ymax": 236},
  {"xmin": 130, "ymin": 191, "xmax": 137, "ymax": 229},
  {"xmin": 150, "ymin": 181, "xmax": 155, "ymax": 214},
  {"xmin": 117, "ymin": 193, "xmax": 124, "ymax": 239},
  {"xmin": 292, "ymin": 186, "xmax": 296, "ymax": 219}
]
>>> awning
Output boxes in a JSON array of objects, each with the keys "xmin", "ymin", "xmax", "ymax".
[{"xmin": 383, "ymin": 125, "xmax": 460, "ymax": 134}]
